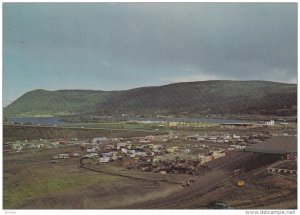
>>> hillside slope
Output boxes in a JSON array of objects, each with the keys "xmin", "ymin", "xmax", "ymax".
[
  {"xmin": 4, "ymin": 81, "xmax": 297, "ymax": 117},
  {"xmin": 4, "ymin": 89, "xmax": 113, "ymax": 117}
]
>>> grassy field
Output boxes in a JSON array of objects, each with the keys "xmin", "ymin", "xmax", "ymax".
[
  {"xmin": 4, "ymin": 167, "xmax": 119, "ymax": 208},
  {"xmin": 3, "ymin": 146, "xmax": 119, "ymax": 208},
  {"xmin": 3, "ymin": 125, "xmax": 167, "ymax": 142},
  {"xmin": 3, "ymin": 144, "xmax": 181, "ymax": 209}
]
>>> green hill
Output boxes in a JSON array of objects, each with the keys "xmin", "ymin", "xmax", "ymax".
[
  {"xmin": 4, "ymin": 80, "xmax": 297, "ymax": 117},
  {"xmin": 4, "ymin": 89, "xmax": 113, "ymax": 117}
]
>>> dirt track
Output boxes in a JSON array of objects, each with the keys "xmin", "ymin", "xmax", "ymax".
[{"xmin": 122, "ymin": 152, "xmax": 281, "ymax": 209}]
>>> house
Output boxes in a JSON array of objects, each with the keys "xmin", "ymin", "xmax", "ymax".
[
  {"xmin": 102, "ymin": 152, "xmax": 113, "ymax": 157},
  {"xmin": 216, "ymin": 139, "xmax": 225, "ymax": 143},
  {"xmin": 111, "ymin": 155, "xmax": 118, "ymax": 161},
  {"xmin": 152, "ymin": 149, "xmax": 162, "ymax": 153},
  {"xmin": 153, "ymin": 145, "xmax": 162, "ymax": 150},
  {"xmin": 184, "ymin": 148, "xmax": 191, "ymax": 153},
  {"xmin": 87, "ymin": 147, "xmax": 97, "ymax": 153},
  {"xmin": 72, "ymin": 152, "xmax": 81, "ymax": 157},
  {"xmin": 121, "ymin": 148, "xmax": 128, "ymax": 154},
  {"xmin": 129, "ymin": 150, "xmax": 136, "ymax": 154},
  {"xmin": 92, "ymin": 137, "xmax": 108, "ymax": 144},
  {"xmin": 99, "ymin": 157, "xmax": 110, "ymax": 163},
  {"xmin": 106, "ymin": 145, "xmax": 115, "ymax": 150},
  {"xmin": 167, "ymin": 146, "xmax": 179, "ymax": 153},
  {"xmin": 199, "ymin": 155, "xmax": 212, "ymax": 165},
  {"xmin": 233, "ymin": 134, "xmax": 241, "ymax": 139},
  {"xmin": 162, "ymin": 138, "xmax": 168, "ymax": 143},
  {"xmin": 90, "ymin": 153, "xmax": 99, "ymax": 158},
  {"xmin": 230, "ymin": 145, "xmax": 246, "ymax": 150},
  {"xmin": 58, "ymin": 154, "xmax": 69, "ymax": 159},
  {"xmin": 148, "ymin": 144, "xmax": 154, "ymax": 149},
  {"xmin": 117, "ymin": 142, "xmax": 127, "ymax": 149},
  {"xmin": 208, "ymin": 136, "xmax": 217, "ymax": 141},
  {"xmin": 169, "ymin": 122, "xmax": 179, "ymax": 127},
  {"xmin": 212, "ymin": 149, "xmax": 226, "ymax": 159},
  {"xmin": 224, "ymin": 135, "xmax": 232, "ymax": 140},
  {"xmin": 136, "ymin": 152, "xmax": 147, "ymax": 156},
  {"xmin": 153, "ymin": 158, "xmax": 159, "ymax": 163},
  {"xmin": 12, "ymin": 143, "xmax": 23, "ymax": 151}
]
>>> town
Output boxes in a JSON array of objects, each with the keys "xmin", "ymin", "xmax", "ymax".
[{"xmin": 3, "ymin": 118, "xmax": 297, "ymax": 209}]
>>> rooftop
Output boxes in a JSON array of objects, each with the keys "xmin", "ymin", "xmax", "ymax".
[
  {"xmin": 244, "ymin": 136, "xmax": 297, "ymax": 154},
  {"xmin": 220, "ymin": 123, "xmax": 254, "ymax": 125}
]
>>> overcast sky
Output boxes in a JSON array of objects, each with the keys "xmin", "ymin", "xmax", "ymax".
[{"xmin": 3, "ymin": 3, "xmax": 297, "ymax": 106}]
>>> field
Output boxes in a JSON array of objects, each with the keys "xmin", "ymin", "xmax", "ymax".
[
  {"xmin": 3, "ymin": 124, "xmax": 167, "ymax": 142},
  {"xmin": 3, "ymin": 125, "xmax": 297, "ymax": 209},
  {"xmin": 3, "ymin": 145, "xmax": 180, "ymax": 209}
]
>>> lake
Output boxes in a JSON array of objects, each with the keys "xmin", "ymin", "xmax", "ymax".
[{"xmin": 7, "ymin": 117, "xmax": 65, "ymax": 126}]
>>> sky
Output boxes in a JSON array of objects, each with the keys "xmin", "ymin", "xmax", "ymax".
[{"xmin": 3, "ymin": 3, "xmax": 298, "ymax": 106}]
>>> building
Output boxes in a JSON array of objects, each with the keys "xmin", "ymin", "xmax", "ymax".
[
  {"xmin": 117, "ymin": 142, "xmax": 127, "ymax": 149},
  {"xmin": 220, "ymin": 123, "xmax": 255, "ymax": 129},
  {"xmin": 244, "ymin": 136, "xmax": 297, "ymax": 160},
  {"xmin": 99, "ymin": 157, "xmax": 110, "ymax": 163},
  {"xmin": 92, "ymin": 137, "xmax": 108, "ymax": 144},
  {"xmin": 265, "ymin": 120, "xmax": 275, "ymax": 126}
]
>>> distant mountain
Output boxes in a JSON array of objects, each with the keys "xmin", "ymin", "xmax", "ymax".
[{"xmin": 4, "ymin": 81, "xmax": 297, "ymax": 117}]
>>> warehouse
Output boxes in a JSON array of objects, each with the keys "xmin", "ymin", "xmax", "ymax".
[
  {"xmin": 220, "ymin": 123, "xmax": 255, "ymax": 129},
  {"xmin": 244, "ymin": 136, "xmax": 297, "ymax": 160}
]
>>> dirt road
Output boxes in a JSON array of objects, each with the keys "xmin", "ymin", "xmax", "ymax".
[{"xmin": 123, "ymin": 152, "xmax": 280, "ymax": 209}]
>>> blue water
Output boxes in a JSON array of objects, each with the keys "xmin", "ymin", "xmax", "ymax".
[
  {"xmin": 7, "ymin": 116, "xmax": 250, "ymax": 126},
  {"xmin": 7, "ymin": 117, "xmax": 65, "ymax": 126}
]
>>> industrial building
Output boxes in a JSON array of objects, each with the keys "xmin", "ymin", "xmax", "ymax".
[
  {"xmin": 244, "ymin": 136, "xmax": 297, "ymax": 160},
  {"xmin": 220, "ymin": 123, "xmax": 255, "ymax": 129}
]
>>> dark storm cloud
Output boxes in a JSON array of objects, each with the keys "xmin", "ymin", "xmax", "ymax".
[
  {"xmin": 3, "ymin": 3, "xmax": 297, "ymax": 104},
  {"xmin": 113, "ymin": 3, "xmax": 297, "ymax": 82}
]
